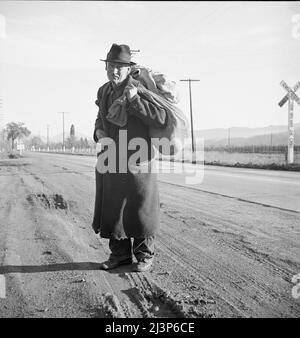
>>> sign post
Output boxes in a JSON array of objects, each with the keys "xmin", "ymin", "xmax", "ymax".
[
  {"xmin": 278, "ymin": 81, "xmax": 300, "ymax": 164},
  {"xmin": 16, "ymin": 141, "xmax": 25, "ymax": 155}
]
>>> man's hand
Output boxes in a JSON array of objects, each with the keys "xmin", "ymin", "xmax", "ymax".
[
  {"xmin": 95, "ymin": 129, "xmax": 107, "ymax": 141},
  {"xmin": 124, "ymin": 83, "xmax": 138, "ymax": 101}
]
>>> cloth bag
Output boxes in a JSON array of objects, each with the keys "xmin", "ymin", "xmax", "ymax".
[
  {"xmin": 130, "ymin": 65, "xmax": 180, "ymax": 104},
  {"xmin": 106, "ymin": 66, "xmax": 190, "ymax": 155}
]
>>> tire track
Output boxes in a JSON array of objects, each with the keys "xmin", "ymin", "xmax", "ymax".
[{"xmin": 157, "ymin": 202, "xmax": 300, "ymax": 317}]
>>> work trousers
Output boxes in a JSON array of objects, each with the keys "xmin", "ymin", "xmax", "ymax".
[{"xmin": 109, "ymin": 236, "xmax": 155, "ymax": 262}]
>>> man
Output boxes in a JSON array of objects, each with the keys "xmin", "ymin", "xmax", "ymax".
[{"xmin": 92, "ymin": 44, "xmax": 168, "ymax": 272}]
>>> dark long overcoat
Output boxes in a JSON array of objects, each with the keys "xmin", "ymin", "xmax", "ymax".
[{"xmin": 92, "ymin": 76, "xmax": 168, "ymax": 239}]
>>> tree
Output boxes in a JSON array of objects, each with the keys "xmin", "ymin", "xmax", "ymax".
[
  {"xmin": 69, "ymin": 124, "xmax": 76, "ymax": 147},
  {"xmin": 31, "ymin": 136, "xmax": 44, "ymax": 148},
  {"xmin": 70, "ymin": 124, "xmax": 75, "ymax": 137},
  {"xmin": 5, "ymin": 122, "xmax": 31, "ymax": 149},
  {"xmin": 79, "ymin": 137, "xmax": 84, "ymax": 148},
  {"xmin": 84, "ymin": 137, "xmax": 89, "ymax": 148}
]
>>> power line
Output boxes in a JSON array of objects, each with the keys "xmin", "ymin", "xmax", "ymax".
[{"xmin": 182, "ymin": 3, "xmax": 236, "ymax": 43}]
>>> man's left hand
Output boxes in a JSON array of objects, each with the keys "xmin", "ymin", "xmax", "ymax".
[{"xmin": 124, "ymin": 84, "xmax": 138, "ymax": 101}]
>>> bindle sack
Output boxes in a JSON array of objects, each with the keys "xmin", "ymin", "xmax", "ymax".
[{"xmin": 106, "ymin": 66, "xmax": 190, "ymax": 156}]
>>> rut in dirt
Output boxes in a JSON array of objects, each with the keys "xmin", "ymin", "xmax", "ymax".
[
  {"xmin": 97, "ymin": 271, "xmax": 200, "ymax": 318},
  {"xmin": 26, "ymin": 193, "xmax": 68, "ymax": 210}
]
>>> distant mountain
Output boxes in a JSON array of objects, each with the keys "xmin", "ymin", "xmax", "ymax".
[
  {"xmin": 195, "ymin": 123, "xmax": 300, "ymax": 147},
  {"xmin": 194, "ymin": 123, "xmax": 300, "ymax": 141}
]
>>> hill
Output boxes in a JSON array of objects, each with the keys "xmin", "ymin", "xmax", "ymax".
[{"xmin": 194, "ymin": 123, "xmax": 300, "ymax": 147}]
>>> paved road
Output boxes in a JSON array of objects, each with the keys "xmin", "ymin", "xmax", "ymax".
[
  {"xmin": 30, "ymin": 152, "xmax": 300, "ymax": 212},
  {"xmin": 157, "ymin": 161, "xmax": 300, "ymax": 213}
]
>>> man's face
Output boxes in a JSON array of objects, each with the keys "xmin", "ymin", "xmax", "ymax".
[{"xmin": 106, "ymin": 62, "xmax": 131, "ymax": 86}]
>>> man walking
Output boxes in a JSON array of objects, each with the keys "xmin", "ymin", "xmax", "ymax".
[{"xmin": 92, "ymin": 44, "xmax": 168, "ymax": 272}]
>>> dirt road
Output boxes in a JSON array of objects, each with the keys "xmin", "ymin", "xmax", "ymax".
[{"xmin": 0, "ymin": 152, "xmax": 300, "ymax": 318}]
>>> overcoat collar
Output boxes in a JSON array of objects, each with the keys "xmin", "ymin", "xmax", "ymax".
[{"xmin": 102, "ymin": 76, "xmax": 140, "ymax": 139}]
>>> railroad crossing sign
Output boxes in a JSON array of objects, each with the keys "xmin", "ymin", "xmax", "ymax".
[{"xmin": 278, "ymin": 80, "xmax": 300, "ymax": 164}]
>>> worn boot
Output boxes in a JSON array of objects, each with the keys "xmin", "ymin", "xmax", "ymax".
[{"xmin": 135, "ymin": 257, "xmax": 154, "ymax": 272}]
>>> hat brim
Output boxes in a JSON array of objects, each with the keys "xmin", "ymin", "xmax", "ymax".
[{"xmin": 100, "ymin": 59, "xmax": 136, "ymax": 66}]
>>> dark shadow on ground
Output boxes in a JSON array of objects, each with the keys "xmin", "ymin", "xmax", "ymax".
[
  {"xmin": 0, "ymin": 161, "xmax": 29, "ymax": 167},
  {"xmin": 0, "ymin": 262, "xmax": 101, "ymax": 274},
  {"xmin": 99, "ymin": 263, "xmax": 137, "ymax": 274},
  {"xmin": 0, "ymin": 262, "xmax": 140, "ymax": 274}
]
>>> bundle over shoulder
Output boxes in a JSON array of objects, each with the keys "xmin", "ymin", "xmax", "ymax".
[{"xmin": 106, "ymin": 73, "xmax": 190, "ymax": 156}]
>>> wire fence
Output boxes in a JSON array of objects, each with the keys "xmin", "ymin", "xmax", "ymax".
[
  {"xmin": 33, "ymin": 146, "xmax": 97, "ymax": 156},
  {"xmin": 203, "ymin": 145, "xmax": 300, "ymax": 154}
]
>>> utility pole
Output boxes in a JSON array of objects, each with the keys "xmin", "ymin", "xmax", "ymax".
[
  {"xmin": 228, "ymin": 128, "xmax": 231, "ymax": 147},
  {"xmin": 58, "ymin": 112, "xmax": 69, "ymax": 149},
  {"xmin": 180, "ymin": 79, "xmax": 200, "ymax": 163},
  {"xmin": 130, "ymin": 49, "xmax": 140, "ymax": 56},
  {"xmin": 47, "ymin": 124, "xmax": 49, "ymax": 148}
]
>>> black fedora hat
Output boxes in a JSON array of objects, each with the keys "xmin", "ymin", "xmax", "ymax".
[{"xmin": 100, "ymin": 43, "xmax": 136, "ymax": 65}]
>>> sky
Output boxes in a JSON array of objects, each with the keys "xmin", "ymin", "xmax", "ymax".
[{"xmin": 0, "ymin": 1, "xmax": 300, "ymax": 140}]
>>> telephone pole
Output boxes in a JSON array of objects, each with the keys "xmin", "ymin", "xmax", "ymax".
[
  {"xmin": 130, "ymin": 49, "xmax": 140, "ymax": 56},
  {"xmin": 58, "ymin": 112, "xmax": 69, "ymax": 148},
  {"xmin": 47, "ymin": 124, "xmax": 49, "ymax": 147},
  {"xmin": 180, "ymin": 79, "xmax": 200, "ymax": 163}
]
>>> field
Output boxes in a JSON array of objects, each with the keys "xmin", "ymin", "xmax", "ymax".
[{"xmin": 203, "ymin": 150, "xmax": 300, "ymax": 166}]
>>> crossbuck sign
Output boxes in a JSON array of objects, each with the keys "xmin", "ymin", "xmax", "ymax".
[{"xmin": 278, "ymin": 80, "xmax": 300, "ymax": 164}]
